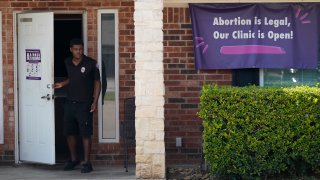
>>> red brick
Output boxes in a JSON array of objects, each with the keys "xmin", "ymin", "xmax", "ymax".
[
  {"xmin": 216, "ymin": 81, "xmax": 232, "ymax": 85},
  {"xmin": 85, "ymin": 2, "xmax": 101, "ymax": 6},
  {"xmin": 167, "ymin": 30, "xmax": 185, "ymax": 35},
  {"xmin": 180, "ymin": 47, "xmax": 193, "ymax": 52},
  {"xmin": 66, "ymin": 2, "xmax": 83, "ymax": 6},
  {"xmin": 49, "ymin": 7, "xmax": 68, "ymax": 10},
  {"xmin": 48, "ymin": 2, "xmax": 65, "ymax": 6},
  {"xmin": 168, "ymin": 75, "xmax": 186, "ymax": 80},
  {"xmin": 224, "ymin": 74, "xmax": 232, "ymax": 81},
  {"xmin": 217, "ymin": 69, "xmax": 232, "ymax": 74},
  {"xmin": 173, "ymin": 8, "xmax": 179, "ymax": 23},
  {"xmin": 168, "ymin": 53, "xmax": 186, "ymax": 58},
  {"xmin": 119, "ymin": 30, "xmax": 131, "ymax": 35},
  {"xmin": 101, "ymin": 2, "xmax": 111, "ymax": 6},
  {"xmin": 125, "ymin": 81, "xmax": 134, "ymax": 86},
  {"xmin": 177, "ymin": 8, "xmax": 184, "ymax": 23},
  {"xmin": 168, "ymin": 41, "xmax": 186, "ymax": 46},
  {"xmin": 121, "ymin": 1, "xmax": 133, "ymax": 6},
  {"xmin": 180, "ymin": 92, "xmax": 200, "ymax": 98},
  {"xmin": 168, "ymin": 87, "xmax": 185, "ymax": 91},
  {"xmin": 181, "ymin": 35, "xmax": 193, "ymax": 41},
  {"xmin": 0, "ymin": 2, "xmax": 9, "ymax": 7},
  {"xmin": 31, "ymin": 7, "xmax": 47, "ymax": 10},
  {"xmin": 110, "ymin": 2, "xmax": 121, "ymax": 6},
  {"xmin": 164, "ymin": 69, "xmax": 180, "ymax": 74},
  {"xmin": 185, "ymin": 8, "xmax": 191, "ymax": 23},
  {"xmin": 205, "ymin": 74, "xmax": 223, "ymax": 80},
  {"xmin": 186, "ymin": 98, "xmax": 200, "ymax": 104},
  {"xmin": 164, "ymin": 24, "xmax": 180, "ymax": 29},
  {"xmin": 11, "ymin": 2, "xmax": 28, "ymax": 7}
]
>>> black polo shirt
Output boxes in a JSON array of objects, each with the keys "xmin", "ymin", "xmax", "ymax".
[{"xmin": 65, "ymin": 55, "xmax": 100, "ymax": 103}]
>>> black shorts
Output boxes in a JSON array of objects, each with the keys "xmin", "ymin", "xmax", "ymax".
[{"xmin": 63, "ymin": 100, "xmax": 93, "ymax": 137}]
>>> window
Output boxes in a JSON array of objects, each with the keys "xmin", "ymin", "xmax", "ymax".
[
  {"xmin": 232, "ymin": 69, "xmax": 259, "ymax": 87},
  {"xmin": 98, "ymin": 10, "xmax": 119, "ymax": 143},
  {"xmin": 261, "ymin": 68, "xmax": 320, "ymax": 87}
]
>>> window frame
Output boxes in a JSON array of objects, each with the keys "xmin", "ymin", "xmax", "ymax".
[
  {"xmin": 97, "ymin": 9, "xmax": 119, "ymax": 143},
  {"xmin": 259, "ymin": 69, "xmax": 264, "ymax": 87}
]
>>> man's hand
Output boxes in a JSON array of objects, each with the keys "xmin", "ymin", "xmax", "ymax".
[
  {"xmin": 54, "ymin": 79, "xmax": 70, "ymax": 89},
  {"xmin": 90, "ymin": 103, "xmax": 97, "ymax": 112},
  {"xmin": 54, "ymin": 82, "xmax": 63, "ymax": 89},
  {"xmin": 91, "ymin": 80, "xmax": 101, "ymax": 112}
]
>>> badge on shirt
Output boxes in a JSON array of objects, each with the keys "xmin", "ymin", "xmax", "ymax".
[{"xmin": 81, "ymin": 67, "xmax": 86, "ymax": 73}]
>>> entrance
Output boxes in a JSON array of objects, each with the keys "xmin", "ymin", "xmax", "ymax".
[
  {"xmin": 53, "ymin": 14, "xmax": 83, "ymax": 162},
  {"xmin": 16, "ymin": 12, "xmax": 86, "ymax": 164}
]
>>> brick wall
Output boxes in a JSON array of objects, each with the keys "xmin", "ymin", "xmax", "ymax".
[
  {"xmin": 0, "ymin": 0, "xmax": 135, "ymax": 165},
  {"xmin": 163, "ymin": 7, "xmax": 232, "ymax": 165}
]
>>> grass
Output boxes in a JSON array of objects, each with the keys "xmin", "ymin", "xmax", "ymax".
[{"xmin": 104, "ymin": 91, "xmax": 115, "ymax": 101}]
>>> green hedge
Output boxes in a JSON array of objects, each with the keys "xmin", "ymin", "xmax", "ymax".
[{"xmin": 198, "ymin": 85, "xmax": 320, "ymax": 178}]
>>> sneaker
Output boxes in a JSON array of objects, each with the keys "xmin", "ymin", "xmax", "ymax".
[
  {"xmin": 81, "ymin": 162, "xmax": 93, "ymax": 173},
  {"xmin": 63, "ymin": 160, "xmax": 80, "ymax": 171}
]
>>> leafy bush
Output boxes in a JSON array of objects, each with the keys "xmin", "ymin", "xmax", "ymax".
[{"xmin": 198, "ymin": 85, "xmax": 320, "ymax": 178}]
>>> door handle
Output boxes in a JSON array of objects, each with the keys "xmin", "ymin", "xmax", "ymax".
[{"xmin": 41, "ymin": 94, "xmax": 51, "ymax": 100}]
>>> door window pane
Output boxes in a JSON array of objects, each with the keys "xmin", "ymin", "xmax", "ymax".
[{"xmin": 99, "ymin": 12, "xmax": 118, "ymax": 142}]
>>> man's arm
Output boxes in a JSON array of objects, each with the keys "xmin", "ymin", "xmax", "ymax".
[
  {"xmin": 90, "ymin": 79, "xmax": 101, "ymax": 112},
  {"xmin": 54, "ymin": 79, "xmax": 70, "ymax": 89}
]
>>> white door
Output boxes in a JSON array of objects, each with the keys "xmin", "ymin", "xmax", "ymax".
[{"xmin": 18, "ymin": 12, "xmax": 55, "ymax": 164}]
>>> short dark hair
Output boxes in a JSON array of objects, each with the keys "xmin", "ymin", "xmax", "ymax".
[{"xmin": 69, "ymin": 38, "xmax": 84, "ymax": 47}]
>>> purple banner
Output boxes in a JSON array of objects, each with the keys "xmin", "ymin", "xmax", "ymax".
[{"xmin": 189, "ymin": 3, "xmax": 320, "ymax": 69}]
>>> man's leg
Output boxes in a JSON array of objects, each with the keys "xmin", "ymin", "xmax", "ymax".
[
  {"xmin": 67, "ymin": 135, "xmax": 77, "ymax": 161},
  {"xmin": 63, "ymin": 102, "xmax": 80, "ymax": 171},
  {"xmin": 80, "ymin": 136, "xmax": 93, "ymax": 173},
  {"xmin": 82, "ymin": 136, "xmax": 91, "ymax": 163},
  {"xmin": 63, "ymin": 135, "xmax": 80, "ymax": 171},
  {"xmin": 77, "ymin": 102, "xmax": 93, "ymax": 173}
]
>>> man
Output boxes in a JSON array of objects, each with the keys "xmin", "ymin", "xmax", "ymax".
[{"xmin": 55, "ymin": 38, "xmax": 101, "ymax": 173}]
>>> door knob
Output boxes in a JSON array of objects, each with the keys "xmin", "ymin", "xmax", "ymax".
[{"xmin": 41, "ymin": 94, "xmax": 51, "ymax": 100}]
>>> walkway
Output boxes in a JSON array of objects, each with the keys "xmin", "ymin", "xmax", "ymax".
[{"xmin": 0, "ymin": 164, "xmax": 135, "ymax": 179}]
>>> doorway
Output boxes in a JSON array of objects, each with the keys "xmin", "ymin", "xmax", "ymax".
[
  {"xmin": 53, "ymin": 13, "xmax": 83, "ymax": 162},
  {"xmin": 15, "ymin": 11, "xmax": 87, "ymax": 165}
]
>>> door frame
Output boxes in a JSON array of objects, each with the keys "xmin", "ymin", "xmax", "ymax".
[{"xmin": 14, "ymin": 10, "xmax": 88, "ymax": 164}]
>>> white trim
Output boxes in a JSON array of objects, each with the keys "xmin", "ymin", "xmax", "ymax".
[
  {"xmin": 13, "ymin": 11, "xmax": 19, "ymax": 164},
  {"xmin": 97, "ymin": 9, "xmax": 119, "ymax": 143},
  {"xmin": 0, "ymin": 11, "xmax": 3, "ymax": 144},
  {"xmin": 82, "ymin": 12, "xmax": 88, "ymax": 55},
  {"xmin": 259, "ymin": 69, "xmax": 264, "ymax": 87},
  {"xmin": 14, "ymin": 10, "xmax": 88, "ymax": 164}
]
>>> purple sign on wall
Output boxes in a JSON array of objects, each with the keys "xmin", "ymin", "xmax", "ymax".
[{"xmin": 189, "ymin": 3, "xmax": 320, "ymax": 69}]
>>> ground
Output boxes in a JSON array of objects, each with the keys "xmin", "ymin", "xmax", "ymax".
[{"xmin": 166, "ymin": 167, "xmax": 211, "ymax": 180}]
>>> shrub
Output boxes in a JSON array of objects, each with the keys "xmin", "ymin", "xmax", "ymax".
[{"xmin": 198, "ymin": 85, "xmax": 320, "ymax": 178}]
